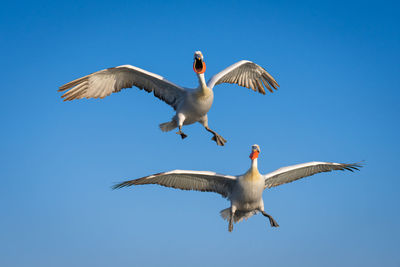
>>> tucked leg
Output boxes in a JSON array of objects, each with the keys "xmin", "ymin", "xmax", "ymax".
[{"xmin": 261, "ymin": 210, "xmax": 279, "ymax": 227}]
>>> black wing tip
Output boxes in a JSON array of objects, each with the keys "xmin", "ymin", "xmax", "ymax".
[
  {"xmin": 112, "ymin": 175, "xmax": 152, "ymax": 190},
  {"xmin": 111, "ymin": 183, "xmax": 123, "ymax": 190},
  {"xmin": 343, "ymin": 161, "xmax": 364, "ymax": 172},
  {"xmin": 111, "ymin": 181, "xmax": 133, "ymax": 190}
]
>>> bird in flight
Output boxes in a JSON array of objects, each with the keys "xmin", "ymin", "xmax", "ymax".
[
  {"xmin": 113, "ymin": 144, "xmax": 362, "ymax": 232},
  {"xmin": 58, "ymin": 51, "xmax": 279, "ymax": 146}
]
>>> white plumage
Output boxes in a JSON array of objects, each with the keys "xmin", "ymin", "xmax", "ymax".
[
  {"xmin": 59, "ymin": 51, "xmax": 279, "ymax": 146},
  {"xmin": 113, "ymin": 144, "xmax": 362, "ymax": 232}
]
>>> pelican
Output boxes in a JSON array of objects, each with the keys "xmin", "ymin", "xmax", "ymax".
[
  {"xmin": 113, "ymin": 144, "xmax": 362, "ymax": 232},
  {"xmin": 58, "ymin": 51, "xmax": 279, "ymax": 146}
]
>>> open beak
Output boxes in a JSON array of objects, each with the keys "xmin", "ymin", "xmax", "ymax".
[
  {"xmin": 249, "ymin": 150, "xmax": 259, "ymax": 160},
  {"xmin": 193, "ymin": 57, "xmax": 206, "ymax": 74}
]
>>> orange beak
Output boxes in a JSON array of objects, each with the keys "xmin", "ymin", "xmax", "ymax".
[
  {"xmin": 249, "ymin": 150, "xmax": 259, "ymax": 160},
  {"xmin": 193, "ymin": 61, "xmax": 206, "ymax": 74}
]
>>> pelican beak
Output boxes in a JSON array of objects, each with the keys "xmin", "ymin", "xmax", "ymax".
[
  {"xmin": 249, "ymin": 149, "xmax": 259, "ymax": 160},
  {"xmin": 193, "ymin": 56, "xmax": 206, "ymax": 74}
]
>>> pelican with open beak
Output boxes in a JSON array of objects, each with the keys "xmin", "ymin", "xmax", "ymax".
[
  {"xmin": 59, "ymin": 51, "xmax": 279, "ymax": 146},
  {"xmin": 193, "ymin": 51, "xmax": 206, "ymax": 74}
]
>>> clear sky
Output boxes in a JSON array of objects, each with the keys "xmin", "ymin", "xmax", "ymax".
[{"xmin": 1, "ymin": 0, "xmax": 399, "ymax": 266}]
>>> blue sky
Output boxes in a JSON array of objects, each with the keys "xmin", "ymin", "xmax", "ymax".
[{"xmin": 1, "ymin": 0, "xmax": 399, "ymax": 266}]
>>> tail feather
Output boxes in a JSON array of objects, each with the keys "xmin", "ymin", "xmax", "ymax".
[
  {"xmin": 220, "ymin": 208, "xmax": 231, "ymax": 220},
  {"xmin": 220, "ymin": 208, "xmax": 258, "ymax": 223},
  {"xmin": 159, "ymin": 121, "xmax": 177, "ymax": 132}
]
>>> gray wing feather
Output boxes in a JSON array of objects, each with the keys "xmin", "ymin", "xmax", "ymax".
[
  {"xmin": 207, "ymin": 60, "xmax": 279, "ymax": 94},
  {"xmin": 59, "ymin": 65, "xmax": 185, "ymax": 110},
  {"xmin": 113, "ymin": 170, "xmax": 237, "ymax": 198},
  {"xmin": 264, "ymin": 162, "xmax": 362, "ymax": 189}
]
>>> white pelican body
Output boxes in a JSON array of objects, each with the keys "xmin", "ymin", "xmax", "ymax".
[
  {"xmin": 59, "ymin": 51, "xmax": 279, "ymax": 145},
  {"xmin": 113, "ymin": 144, "xmax": 362, "ymax": 232},
  {"xmin": 231, "ymin": 167, "xmax": 265, "ymax": 212},
  {"xmin": 173, "ymin": 78, "xmax": 213, "ymax": 126}
]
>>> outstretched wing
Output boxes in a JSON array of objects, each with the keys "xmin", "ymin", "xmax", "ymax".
[
  {"xmin": 113, "ymin": 170, "xmax": 237, "ymax": 198},
  {"xmin": 59, "ymin": 65, "xmax": 185, "ymax": 110},
  {"xmin": 264, "ymin": 162, "xmax": 362, "ymax": 189},
  {"xmin": 207, "ymin": 60, "xmax": 279, "ymax": 94}
]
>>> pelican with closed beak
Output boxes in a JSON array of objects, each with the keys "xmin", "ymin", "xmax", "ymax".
[{"xmin": 113, "ymin": 144, "xmax": 362, "ymax": 232}]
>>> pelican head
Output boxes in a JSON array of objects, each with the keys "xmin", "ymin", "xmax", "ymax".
[
  {"xmin": 193, "ymin": 51, "xmax": 206, "ymax": 74},
  {"xmin": 249, "ymin": 144, "xmax": 260, "ymax": 160}
]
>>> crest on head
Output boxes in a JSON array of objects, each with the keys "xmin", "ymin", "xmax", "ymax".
[
  {"xmin": 194, "ymin": 51, "xmax": 203, "ymax": 60},
  {"xmin": 252, "ymin": 144, "xmax": 260, "ymax": 153}
]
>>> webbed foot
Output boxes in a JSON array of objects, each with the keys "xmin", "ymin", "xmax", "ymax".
[
  {"xmin": 261, "ymin": 211, "xmax": 279, "ymax": 227},
  {"xmin": 205, "ymin": 127, "xmax": 227, "ymax": 146},
  {"xmin": 176, "ymin": 131, "xmax": 188, "ymax": 139},
  {"xmin": 268, "ymin": 217, "xmax": 279, "ymax": 227},
  {"xmin": 211, "ymin": 134, "xmax": 227, "ymax": 146}
]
